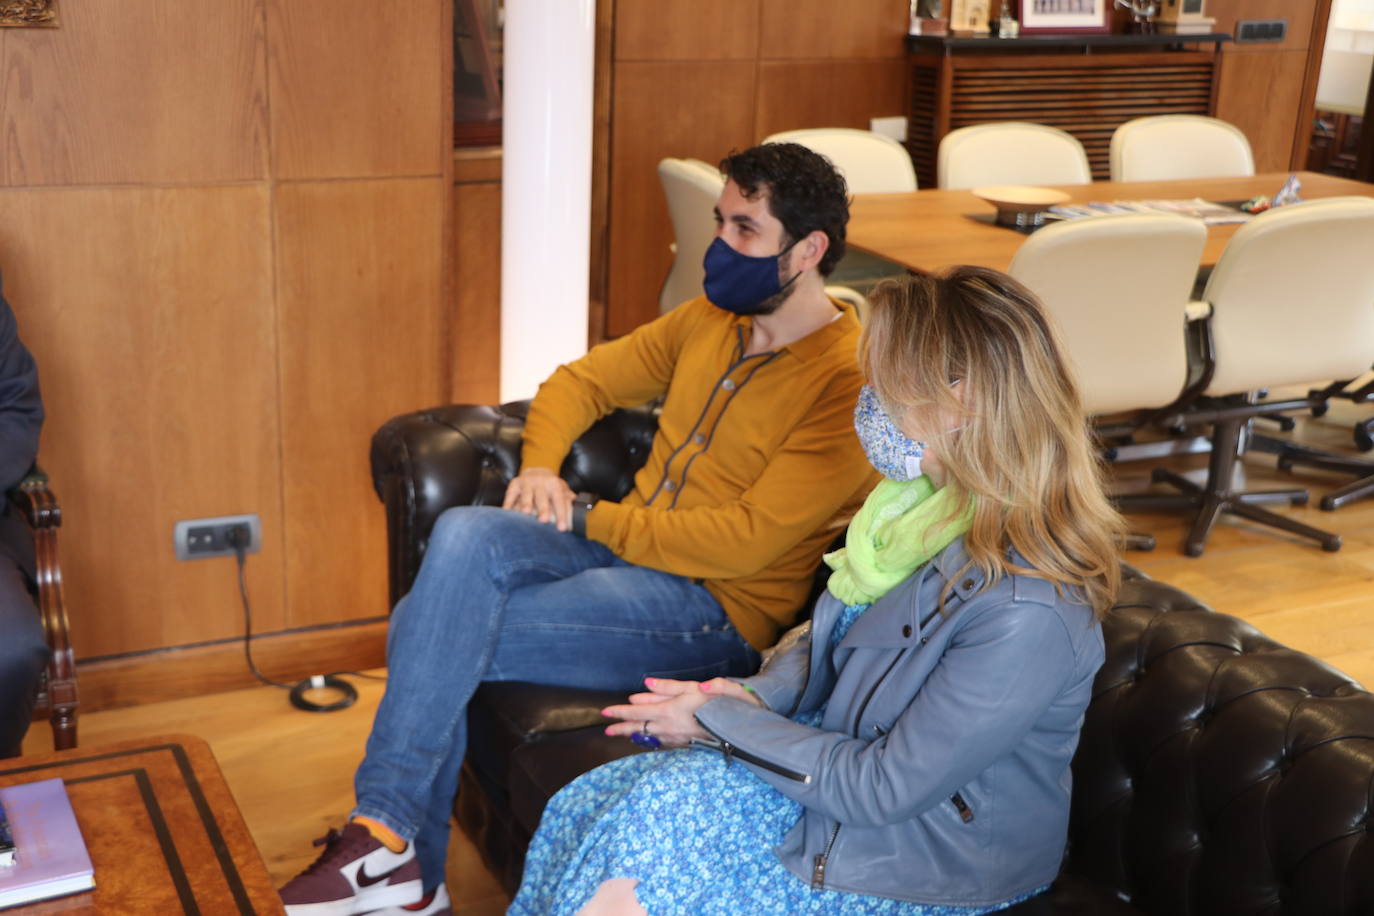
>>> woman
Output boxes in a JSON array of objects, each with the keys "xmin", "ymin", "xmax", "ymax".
[{"xmin": 509, "ymin": 267, "xmax": 1125, "ymax": 915}]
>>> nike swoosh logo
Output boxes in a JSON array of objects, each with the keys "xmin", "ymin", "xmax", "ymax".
[{"xmin": 355, "ymin": 862, "xmax": 397, "ymax": 888}]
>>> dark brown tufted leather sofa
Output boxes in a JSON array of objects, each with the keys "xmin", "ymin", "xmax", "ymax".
[{"xmin": 372, "ymin": 402, "xmax": 1374, "ymax": 915}]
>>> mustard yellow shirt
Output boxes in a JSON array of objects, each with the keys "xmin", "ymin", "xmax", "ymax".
[{"xmin": 521, "ymin": 296, "xmax": 878, "ymax": 651}]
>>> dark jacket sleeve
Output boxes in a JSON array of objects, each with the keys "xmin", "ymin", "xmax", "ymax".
[{"xmin": 0, "ymin": 276, "xmax": 44, "ymax": 492}]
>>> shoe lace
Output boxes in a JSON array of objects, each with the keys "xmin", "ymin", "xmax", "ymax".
[{"xmin": 295, "ymin": 826, "xmax": 370, "ymax": 878}]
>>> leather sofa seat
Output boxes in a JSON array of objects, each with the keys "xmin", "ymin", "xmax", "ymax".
[{"xmin": 372, "ymin": 402, "xmax": 1374, "ymax": 914}]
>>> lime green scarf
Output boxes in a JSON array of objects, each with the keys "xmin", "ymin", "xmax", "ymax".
[{"xmin": 824, "ymin": 476, "xmax": 973, "ymax": 606}]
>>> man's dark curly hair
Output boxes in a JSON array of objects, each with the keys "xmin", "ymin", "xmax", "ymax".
[{"xmin": 719, "ymin": 143, "xmax": 849, "ymax": 277}]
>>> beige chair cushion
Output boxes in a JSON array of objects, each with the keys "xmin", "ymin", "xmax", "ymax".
[
  {"xmin": 657, "ymin": 157, "xmax": 725, "ymax": 313},
  {"xmin": 1110, "ymin": 115, "xmax": 1254, "ymax": 183},
  {"xmin": 1009, "ymin": 212, "xmax": 1206, "ymax": 416},
  {"xmin": 763, "ymin": 128, "xmax": 917, "ymax": 194},
  {"xmin": 938, "ymin": 122, "xmax": 1092, "ymax": 190},
  {"xmin": 1203, "ymin": 196, "xmax": 1374, "ymax": 396}
]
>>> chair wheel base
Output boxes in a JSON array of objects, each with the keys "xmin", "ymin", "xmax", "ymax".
[{"xmin": 1322, "ymin": 536, "xmax": 1342, "ymax": 552}]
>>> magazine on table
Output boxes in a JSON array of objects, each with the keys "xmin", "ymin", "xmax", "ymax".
[
  {"xmin": 1049, "ymin": 198, "xmax": 1252, "ymax": 225},
  {"xmin": 0, "ymin": 778, "xmax": 94, "ymax": 909}
]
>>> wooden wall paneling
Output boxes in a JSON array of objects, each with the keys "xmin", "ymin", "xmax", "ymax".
[
  {"xmin": 452, "ymin": 179, "xmax": 502, "ymax": 404},
  {"xmin": 0, "ymin": 185, "xmax": 284, "ymax": 658},
  {"xmin": 615, "ymin": 0, "xmax": 760, "ymax": 61},
  {"xmin": 1205, "ymin": 0, "xmax": 1316, "ymax": 53},
  {"xmin": 0, "ymin": 0, "xmax": 268, "ymax": 187},
  {"xmin": 755, "ymin": 59, "xmax": 909, "ymax": 140},
  {"xmin": 606, "ymin": 61, "xmax": 757, "ymax": 337},
  {"xmin": 274, "ymin": 178, "xmax": 446, "ymax": 628},
  {"xmin": 1215, "ymin": 50, "xmax": 1311, "ymax": 172},
  {"xmin": 758, "ymin": 0, "xmax": 909, "ymax": 60},
  {"xmin": 266, "ymin": 0, "xmax": 445, "ymax": 180}
]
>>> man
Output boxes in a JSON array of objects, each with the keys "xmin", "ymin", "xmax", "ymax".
[
  {"xmin": 0, "ymin": 273, "xmax": 51, "ymax": 759},
  {"xmin": 279, "ymin": 143, "xmax": 878, "ymax": 916}
]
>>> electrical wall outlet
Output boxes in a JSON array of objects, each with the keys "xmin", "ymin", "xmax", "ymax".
[{"xmin": 173, "ymin": 514, "xmax": 261, "ymax": 561}]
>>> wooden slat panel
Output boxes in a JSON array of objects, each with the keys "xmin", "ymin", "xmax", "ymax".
[
  {"xmin": 0, "ymin": 186, "xmax": 284, "ymax": 657},
  {"xmin": 0, "ymin": 0, "xmax": 267, "ymax": 186},
  {"xmin": 1215, "ymin": 50, "xmax": 1310, "ymax": 172},
  {"xmin": 908, "ymin": 61, "xmax": 941, "ymax": 187},
  {"xmin": 759, "ymin": 0, "xmax": 908, "ymax": 60},
  {"xmin": 910, "ymin": 52, "xmax": 1219, "ymax": 180},
  {"xmin": 275, "ymin": 179, "xmax": 446, "ymax": 628},
  {"xmin": 607, "ymin": 61, "xmax": 756, "ymax": 337},
  {"xmin": 615, "ymin": 0, "xmax": 759, "ymax": 61},
  {"xmin": 453, "ymin": 180, "xmax": 502, "ymax": 403},
  {"xmin": 267, "ymin": 0, "xmax": 445, "ymax": 179},
  {"xmin": 755, "ymin": 59, "xmax": 908, "ymax": 139}
]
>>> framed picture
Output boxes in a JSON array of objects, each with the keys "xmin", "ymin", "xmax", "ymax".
[
  {"xmin": 1016, "ymin": 0, "xmax": 1111, "ymax": 34},
  {"xmin": 950, "ymin": 0, "xmax": 993, "ymax": 33}
]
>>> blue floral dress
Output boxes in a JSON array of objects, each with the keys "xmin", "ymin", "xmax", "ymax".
[{"xmin": 508, "ymin": 602, "xmax": 1048, "ymax": 915}]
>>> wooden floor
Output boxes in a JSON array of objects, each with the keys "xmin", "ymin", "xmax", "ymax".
[{"xmin": 19, "ymin": 397, "xmax": 1374, "ymax": 915}]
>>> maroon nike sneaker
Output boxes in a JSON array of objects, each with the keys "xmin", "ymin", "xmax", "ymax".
[{"xmin": 279, "ymin": 823, "xmax": 423, "ymax": 916}]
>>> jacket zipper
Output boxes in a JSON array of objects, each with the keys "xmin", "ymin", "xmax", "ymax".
[
  {"xmin": 950, "ymin": 791, "xmax": 975, "ymax": 823},
  {"xmin": 812, "ymin": 651, "xmax": 907, "ymax": 891},
  {"xmin": 850, "ymin": 650, "xmax": 906, "ymax": 734},
  {"xmin": 689, "ymin": 735, "xmax": 811, "ymax": 783},
  {"xmin": 812, "ymin": 823, "xmax": 841, "ymax": 889}
]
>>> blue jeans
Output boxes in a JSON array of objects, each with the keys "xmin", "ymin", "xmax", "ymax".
[{"xmin": 352, "ymin": 506, "xmax": 761, "ymax": 888}]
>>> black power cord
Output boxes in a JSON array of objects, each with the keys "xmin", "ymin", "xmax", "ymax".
[{"xmin": 228, "ymin": 527, "xmax": 384, "ymax": 713}]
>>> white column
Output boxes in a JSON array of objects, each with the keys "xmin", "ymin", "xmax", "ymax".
[{"xmin": 500, "ymin": 0, "xmax": 596, "ymax": 403}]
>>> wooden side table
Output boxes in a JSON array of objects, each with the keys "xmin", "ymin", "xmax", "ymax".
[{"xmin": 0, "ymin": 735, "xmax": 283, "ymax": 914}]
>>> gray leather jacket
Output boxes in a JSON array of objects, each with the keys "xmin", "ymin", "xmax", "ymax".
[{"xmin": 693, "ymin": 538, "xmax": 1105, "ymax": 907}]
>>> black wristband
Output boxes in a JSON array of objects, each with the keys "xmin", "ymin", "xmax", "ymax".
[{"xmin": 571, "ymin": 492, "xmax": 599, "ymax": 537}]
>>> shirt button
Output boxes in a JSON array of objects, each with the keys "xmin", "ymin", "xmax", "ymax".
[
  {"xmin": 902, "ymin": 624, "xmax": 913, "ymax": 638},
  {"xmin": 722, "ymin": 378, "xmax": 736, "ymax": 391},
  {"xmin": 664, "ymin": 480, "xmax": 676, "ymax": 492},
  {"xmin": 693, "ymin": 433, "xmax": 705, "ymax": 445}
]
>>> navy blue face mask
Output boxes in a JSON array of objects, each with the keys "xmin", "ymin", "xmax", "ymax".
[{"xmin": 702, "ymin": 237, "xmax": 800, "ymax": 315}]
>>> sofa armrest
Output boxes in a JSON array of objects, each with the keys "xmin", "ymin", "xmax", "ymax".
[{"xmin": 370, "ymin": 401, "xmax": 658, "ymax": 607}]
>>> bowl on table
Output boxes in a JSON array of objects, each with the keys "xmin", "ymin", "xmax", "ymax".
[{"xmin": 971, "ymin": 185, "xmax": 1073, "ymax": 229}]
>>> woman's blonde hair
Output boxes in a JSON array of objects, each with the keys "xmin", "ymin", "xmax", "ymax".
[{"xmin": 860, "ymin": 266, "xmax": 1125, "ymax": 617}]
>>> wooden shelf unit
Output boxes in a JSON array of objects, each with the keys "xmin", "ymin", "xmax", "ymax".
[{"xmin": 906, "ymin": 37, "xmax": 1229, "ymax": 185}]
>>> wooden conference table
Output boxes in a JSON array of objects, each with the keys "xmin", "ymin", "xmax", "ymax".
[{"xmin": 847, "ymin": 171, "xmax": 1374, "ymax": 274}]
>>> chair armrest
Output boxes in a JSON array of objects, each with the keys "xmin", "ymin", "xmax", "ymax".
[
  {"xmin": 7, "ymin": 464, "xmax": 60, "ymax": 530},
  {"xmin": 370, "ymin": 401, "xmax": 658, "ymax": 607},
  {"xmin": 7, "ymin": 464, "xmax": 78, "ymax": 747}
]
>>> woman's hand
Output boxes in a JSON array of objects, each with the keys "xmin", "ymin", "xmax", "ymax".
[
  {"xmin": 502, "ymin": 467, "xmax": 576, "ymax": 530},
  {"xmin": 602, "ymin": 677, "xmax": 764, "ymax": 748}
]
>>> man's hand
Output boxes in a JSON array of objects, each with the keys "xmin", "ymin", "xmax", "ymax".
[
  {"xmin": 502, "ymin": 467, "xmax": 576, "ymax": 531},
  {"xmin": 602, "ymin": 677, "xmax": 764, "ymax": 748}
]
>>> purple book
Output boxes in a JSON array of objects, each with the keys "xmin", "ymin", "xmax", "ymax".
[{"xmin": 0, "ymin": 778, "xmax": 95, "ymax": 909}]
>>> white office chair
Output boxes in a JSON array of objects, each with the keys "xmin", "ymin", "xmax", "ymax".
[
  {"xmin": 1010, "ymin": 212, "xmax": 1207, "ymax": 551},
  {"xmin": 657, "ymin": 158, "xmax": 725, "ymax": 313},
  {"xmin": 1128, "ymin": 196, "xmax": 1374, "ymax": 555},
  {"xmin": 937, "ymin": 122, "xmax": 1092, "ymax": 190},
  {"xmin": 1009, "ymin": 212, "xmax": 1206, "ymax": 417},
  {"xmin": 1109, "ymin": 115, "xmax": 1255, "ymax": 183},
  {"xmin": 763, "ymin": 128, "xmax": 917, "ymax": 193},
  {"xmin": 762, "ymin": 128, "xmax": 914, "ymax": 295}
]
